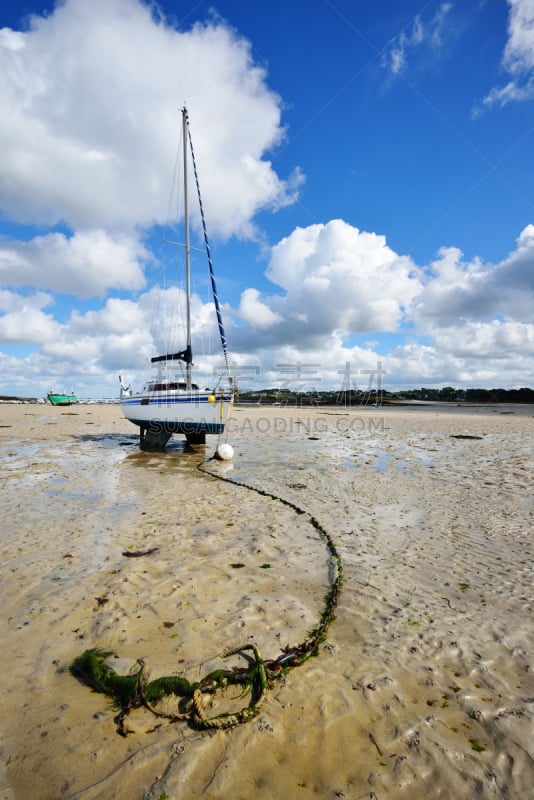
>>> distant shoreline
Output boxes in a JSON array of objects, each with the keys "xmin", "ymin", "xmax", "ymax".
[
  {"xmin": 0, "ymin": 396, "xmax": 119, "ymax": 404},
  {"xmin": 2, "ymin": 395, "xmax": 533, "ymax": 408}
]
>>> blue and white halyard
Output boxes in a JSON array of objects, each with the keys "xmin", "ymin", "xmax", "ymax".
[{"xmin": 120, "ymin": 107, "xmax": 234, "ymax": 451}]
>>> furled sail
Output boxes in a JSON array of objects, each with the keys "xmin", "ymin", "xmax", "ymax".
[{"xmin": 151, "ymin": 345, "xmax": 192, "ymax": 364}]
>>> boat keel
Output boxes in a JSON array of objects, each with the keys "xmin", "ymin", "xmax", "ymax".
[{"xmin": 139, "ymin": 426, "xmax": 173, "ymax": 452}]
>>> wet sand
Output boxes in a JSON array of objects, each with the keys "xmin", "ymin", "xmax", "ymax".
[{"xmin": 0, "ymin": 402, "xmax": 533, "ymax": 799}]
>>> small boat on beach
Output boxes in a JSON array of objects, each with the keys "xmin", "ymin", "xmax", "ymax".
[
  {"xmin": 47, "ymin": 390, "xmax": 78, "ymax": 406},
  {"xmin": 120, "ymin": 107, "xmax": 234, "ymax": 451}
]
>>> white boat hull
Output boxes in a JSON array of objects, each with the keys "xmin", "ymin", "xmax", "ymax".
[{"xmin": 121, "ymin": 391, "xmax": 232, "ymax": 436}]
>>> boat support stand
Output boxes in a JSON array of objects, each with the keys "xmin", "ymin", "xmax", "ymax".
[{"xmin": 139, "ymin": 427, "xmax": 206, "ymax": 451}]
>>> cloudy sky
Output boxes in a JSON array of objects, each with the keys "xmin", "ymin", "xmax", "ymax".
[{"xmin": 0, "ymin": 0, "xmax": 533, "ymax": 398}]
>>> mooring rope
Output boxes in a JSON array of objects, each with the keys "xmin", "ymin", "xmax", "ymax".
[{"xmin": 70, "ymin": 457, "xmax": 343, "ymax": 735}]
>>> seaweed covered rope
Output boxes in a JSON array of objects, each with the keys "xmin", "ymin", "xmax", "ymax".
[
  {"xmin": 71, "ymin": 643, "xmax": 268, "ymax": 735},
  {"xmin": 197, "ymin": 457, "xmax": 345, "ymax": 672},
  {"xmin": 70, "ymin": 460, "xmax": 344, "ymax": 734}
]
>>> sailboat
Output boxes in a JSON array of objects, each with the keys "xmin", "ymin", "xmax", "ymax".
[{"xmin": 120, "ymin": 107, "xmax": 234, "ymax": 451}]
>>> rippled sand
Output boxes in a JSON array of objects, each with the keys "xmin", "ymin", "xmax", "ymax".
[{"xmin": 0, "ymin": 402, "xmax": 533, "ymax": 799}]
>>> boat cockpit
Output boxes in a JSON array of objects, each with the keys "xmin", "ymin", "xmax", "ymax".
[{"xmin": 144, "ymin": 381, "xmax": 200, "ymax": 392}]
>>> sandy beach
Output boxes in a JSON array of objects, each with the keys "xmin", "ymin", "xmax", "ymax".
[{"xmin": 0, "ymin": 401, "xmax": 532, "ymax": 799}]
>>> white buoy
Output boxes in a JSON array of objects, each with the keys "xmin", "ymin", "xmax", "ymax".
[{"xmin": 215, "ymin": 443, "xmax": 234, "ymax": 460}]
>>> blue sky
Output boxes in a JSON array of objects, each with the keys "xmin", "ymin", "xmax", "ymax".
[{"xmin": 0, "ymin": 0, "xmax": 533, "ymax": 397}]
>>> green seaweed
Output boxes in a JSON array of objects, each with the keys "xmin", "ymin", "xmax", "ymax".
[
  {"xmin": 468, "ymin": 738, "xmax": 486, "ymax": 752},
  {"xmin": 70, "ymin": 649, "xmax": 144, "ymax": 710},
  {"xmin": 143, "ymin": 675, "xmax": 195, "ymax": 704}
]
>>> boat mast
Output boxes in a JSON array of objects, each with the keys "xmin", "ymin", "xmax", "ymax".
[{"xmin": 183, "ymin": 106, "xmax": 192, "ymax": 390}]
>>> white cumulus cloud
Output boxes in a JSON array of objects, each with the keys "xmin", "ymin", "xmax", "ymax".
[
  {"xmin": 0, "ymin": 0, "xmax": 297, "ymax": 237},
  {"xmin": 413, "ymin": 224, "xmax": 534, "ymax": 328},
  {"xmin": 229, "ymin": 220, "xmax": 421, "ymax": 353},
  {"xmin": 0, "ymin": 305, "xmax": 59, "ymax": 344},
  {"xmin": 0, "ymin": 230, "xmax": 148, "ymax": 298},
  {"xmin": 236, "ymin": 288, "xmax": 283, "ymax": 328}
]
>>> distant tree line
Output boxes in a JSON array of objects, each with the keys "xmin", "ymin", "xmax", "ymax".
[
  {"xmin": 397, "ymin": 386, "xmax": 534, "ymax": 403},
  {"xmin": 236, "ymin": 386, "xmax": 534, "ymax": 405}
]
